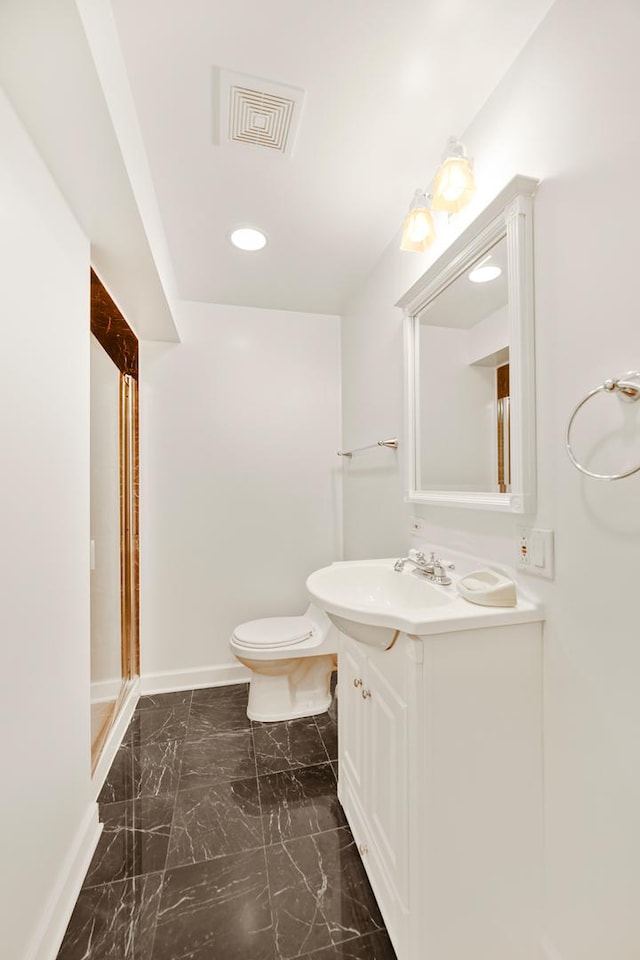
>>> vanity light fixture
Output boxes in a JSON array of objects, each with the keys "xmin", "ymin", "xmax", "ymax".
[
  {"xmin": 400, "ymin": 137, "xmax": 476, "ymax": 253},
  {"xmin": 431, "ymin": 136, "xmax": 476, "ymax": 214},
  {"xmin": 229, "ymin": 226, "xmax": 268, "ymax": 251},
  {"xmin": 400, "ymin": 189, "xmax": 436, "ymax": 253},
  {"xmin": 468, "ymin": 255, "xmax": 502, "ymax": 283}
]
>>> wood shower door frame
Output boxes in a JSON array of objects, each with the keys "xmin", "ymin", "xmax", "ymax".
[{"xmin": 90, "ymin": 269, "xmax": 140, "ymax": 770}]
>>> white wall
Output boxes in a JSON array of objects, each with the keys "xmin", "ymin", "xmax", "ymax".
[
  {"xmin": 0, "ymin": 89, "xmax": 96, "ymax": 960},
  {"xmin": 341, "ymin": 1, "xmax": 640, "ymax": 957},
  {"xmin": 466, "ymin": 304, "xmax": 509, "ymax": 365},
  {"xmin": 419, "ymin": 325, "xmax": 495, "ymax": 489},
  {"xmin": 140, "ymin": 301, "xmax": 342, "ymax": 686}
]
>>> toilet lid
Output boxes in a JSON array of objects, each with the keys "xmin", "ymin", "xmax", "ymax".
[{"xmin": 232, "ymin": 616, "xmax": 315, "ymax": 650}]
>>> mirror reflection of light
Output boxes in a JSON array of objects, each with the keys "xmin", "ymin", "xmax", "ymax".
[{"xmin": 468, "ymin": 263, "xmax": 502, "ymax": 283}]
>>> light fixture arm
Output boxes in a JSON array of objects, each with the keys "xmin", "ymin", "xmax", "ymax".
[
  {"xmin": 441, "ymin": 135, "xmax": 468, "ymax": 161},
  {"xmin": 408, "ymin": 188, "xmax": 429, "ymax": 211}
]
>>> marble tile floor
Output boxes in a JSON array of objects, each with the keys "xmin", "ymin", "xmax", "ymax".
[{"xmin": 57, "ymin": 682, "xmax": 397, "ymax": 960}]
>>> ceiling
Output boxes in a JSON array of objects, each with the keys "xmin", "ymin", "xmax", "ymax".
[
  {"xmin": 110, "ymin": 0, "xmax": 555, "ymax": 316},
  {"xmin": 0, "ymin": 0, "xmax": 179, "ymax": 341}
]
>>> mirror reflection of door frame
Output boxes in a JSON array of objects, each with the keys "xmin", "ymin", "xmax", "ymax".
[
  {"xmin": 90, "ymin": 269, "xmax": 139, "ymax": 771},
  {"xmin": 497, "ymin": 363, "xmax": 511, "ymax": 493}
]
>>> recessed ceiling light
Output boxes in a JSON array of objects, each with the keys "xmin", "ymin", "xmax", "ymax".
[
  {"xmin": 469, "ymin": 264, "xmax": 502, "ymax": 283},
  {"xmin": 229, "ymin": 227, "xmax": 268, "ymax": 251},
  {"xmin": 468, "ymin": 256, "xmax": 502, "ymax": 283}
]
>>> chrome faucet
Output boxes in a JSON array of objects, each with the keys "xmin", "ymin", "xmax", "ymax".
[{"xmin": 393, "ymin": 551, "xmax": 454, "ymax": 585}]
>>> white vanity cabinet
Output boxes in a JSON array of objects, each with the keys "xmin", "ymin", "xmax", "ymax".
[
  {"xmin": 337, "ymin": 621, "xmax": 543, "ymax": 960},
  {"xmin": 338, "ymin": 630, "xmax": 413, "ymax": 950}
]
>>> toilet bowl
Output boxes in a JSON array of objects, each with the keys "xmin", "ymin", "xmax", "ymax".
[{"xmin": 229, "ymin": 603, "xmax": 338, "ymax": 722}]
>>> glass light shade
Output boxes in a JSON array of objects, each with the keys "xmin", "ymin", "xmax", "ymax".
[
  {"xmin": 400, "ymin": 206, "xmax": 435, "ymax": 253},
  {"xmin": 431, "ymin": 156, "xmax": 476, "ymax": 213}
]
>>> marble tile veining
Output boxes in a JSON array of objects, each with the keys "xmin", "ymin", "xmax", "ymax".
[
  {"xmin": 191, "ymin": 682, "xmax": 249, "ymax": 705},
  {"xmin": 179, "ymin": 729, "xmax": 256, "ymax": 788},
  {"xmin": 266, "ymin": 827, "xmax": 386, "ymax": 959},
  {"xmin": 166, "ymin": 777, "xmax": 263, "ymax": 868},
  {"xmin": 137, "ymin": 690, "xmax": 193, "ymax": 711},
  {"xmin": 98, "ymin": 739, "xmax": 183, "ymax": 804},
  {"xmin": 187, "ymin": 697, "xmax": 252, "ymax": 739},
  {"xmin": 254, "ymin": 716, "xmax": 330, "ymax": 774},
  {"xmin": 152, "ymin": 849, "xmax": 275, "ymax": 960},
  {"xmin": 315, "ymin": 711, "xmax": 338, "ymax": 761},
  {"xmin": 259, "ymin": 762, "xmax": 346, "ymax": 844},
  {"xmin": 84, "ymin": 796, "xmax": 174, "ymax": 887},
  {"xmin": 57, "ymin": 680, "xmax": 397, "ymax": 960},
  {"xmin": 297, "ymin": 930, "xmax": 398, "ymax": 959},
  {"xmin": 126, "ymin": 705, "xmax": 190, "ymax": 746},
  {"xmin": 57, "ymin": 872, "xmax": 163, "ymax": 960}
]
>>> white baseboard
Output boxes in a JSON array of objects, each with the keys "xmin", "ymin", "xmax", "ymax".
[
  {"xmin": 90, "ymin": 676, "xmax": 123, "ymax": 702},
  {"xmin": 91, "ymin": 678, "xmax": 140, "ymax": 800},
  {"xmin": 27, "ymin": 802, "xmax": 102, "ymax": 960},
  {"xmin": 140, "ymin": 662, "xmax": 250, "ymax": 695}
]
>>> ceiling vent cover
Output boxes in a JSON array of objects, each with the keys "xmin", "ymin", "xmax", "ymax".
[{"xmin": 216, "ymin": 69, "xmax": 305, "ymax": 158}]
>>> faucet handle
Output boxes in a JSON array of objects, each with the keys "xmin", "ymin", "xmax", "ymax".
[{"xmin": 430, "ymin": 551, "xmax": 455, "ymax": 571}]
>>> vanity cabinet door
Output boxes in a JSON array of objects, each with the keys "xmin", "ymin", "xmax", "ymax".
[
  {"xmin": 365, "ymin": 647, "xmax": 410, "ymax": 916},
  {"xmin": 338, "ymin": 635, "xmax": 368, "ymax": 797},
  {"xmin": 337, "ymin": 632, "xmax": 414, "ymax": 957}
]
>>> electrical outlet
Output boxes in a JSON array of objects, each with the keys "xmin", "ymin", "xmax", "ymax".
[
  {"xmin": 517, "ymin": 526, "xmax": 554, "ymax": 579},
  {"xmin": 518, "ymin": 528, "xmax": 530, "ymax": 567},
  {"xmin": 409, "ymin": 516, "xmax": 425, "ymax": 536}
]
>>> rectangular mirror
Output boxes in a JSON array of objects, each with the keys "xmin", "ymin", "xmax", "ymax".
[{"xmin": 398, "ymin": 175, "xmax": 538, "ymax": 513}]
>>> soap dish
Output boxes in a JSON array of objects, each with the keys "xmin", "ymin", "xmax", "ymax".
[{"xmin": 457, "ymin": 569, "xmax": 517, "ymax": 607}]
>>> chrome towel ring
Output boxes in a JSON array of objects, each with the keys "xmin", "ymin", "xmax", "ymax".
[{"xmin": 565, "ymin": 371, "xmax": 640, "ymax": 480}]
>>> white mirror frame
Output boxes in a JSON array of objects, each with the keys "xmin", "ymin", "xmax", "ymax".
[{"xmin": 398, "ymin": 175, "xmax": 539, "ymax": 513}]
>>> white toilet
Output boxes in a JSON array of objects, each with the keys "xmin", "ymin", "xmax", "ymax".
[{"xmin": 229, "ymin": 603, "xmax": 338, "ymax": 722}]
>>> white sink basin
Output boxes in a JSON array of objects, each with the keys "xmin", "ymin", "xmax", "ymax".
[
  {"xmin": 306, "ymin": 557, "xmax": 542, "ymax": 648},
  {"xmin": 306, "ymin": 558, "xmax": 453, "ymax": 648}
]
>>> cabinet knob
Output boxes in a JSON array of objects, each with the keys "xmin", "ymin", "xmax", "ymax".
[
  {"xmin": 353, "ymin": 678, "xmax": 363, "ymax": 688},
  {"xmin": 359, "ymin": 843, "xmax": 368, "ymax": 855},
  {"xmin": 361, "ymin": 688, "xmax": 372, "ymax": 699}
]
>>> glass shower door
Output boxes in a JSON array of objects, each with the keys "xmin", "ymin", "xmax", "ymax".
[{"xmin": 90, "ymin": 269, "xmax": 139, "ymax": 771}]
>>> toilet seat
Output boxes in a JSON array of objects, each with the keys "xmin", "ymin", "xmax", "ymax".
[
  {"xmin": 228, "ymin": 604, "xmax": 338, "ymax": 721},
  {"xmin": 232, "ymin": 616, "xmax": 315, "ymax": 651}
]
